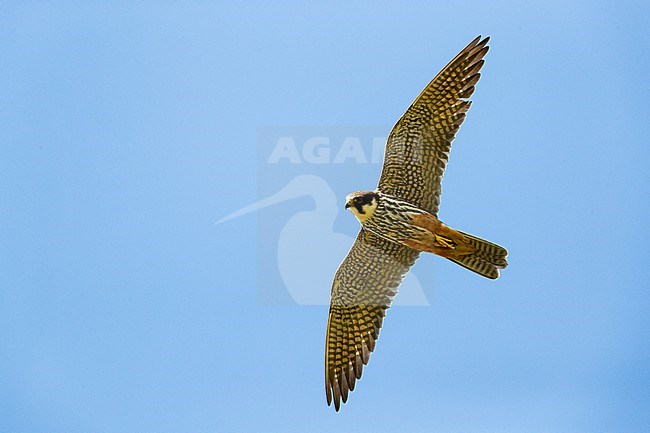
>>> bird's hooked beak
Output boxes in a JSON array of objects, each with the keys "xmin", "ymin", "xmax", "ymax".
[{"xmin": 344, "ymin": 201, "xmax": 352, "ymax": 209}]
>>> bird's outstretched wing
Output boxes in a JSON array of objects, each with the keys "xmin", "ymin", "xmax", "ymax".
[
  {"xmin": 377, "ymin": 36, "xmax": 490, "ymax": 216},
  {"xmin": 325, "ymin": 229, "xmax": 420, "ymax": 410}
]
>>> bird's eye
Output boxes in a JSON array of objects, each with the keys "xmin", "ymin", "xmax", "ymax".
[{"xmin": 354, "ymin": 197, "xmax": 362, "ymax": 204}]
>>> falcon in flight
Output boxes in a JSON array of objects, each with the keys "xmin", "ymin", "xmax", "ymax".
[{"xmin": 325, "ymin": 36, "xmax": 508, "ymax": 411}]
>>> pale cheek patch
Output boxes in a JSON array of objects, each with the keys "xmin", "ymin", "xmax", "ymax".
[
  {"xmin": 348, "ymin": 207, "xmax": 363, "ymax": 222},
  {"xmin": 350, "ymin": 202, "xmax": 377, "ymax": 223}
]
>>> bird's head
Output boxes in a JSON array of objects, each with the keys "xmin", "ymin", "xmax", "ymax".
[{"xmin": 345, "ymin": 191, "xmax": 380, "ymax": 223}]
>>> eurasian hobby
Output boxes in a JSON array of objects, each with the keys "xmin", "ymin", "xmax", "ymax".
[{"xmin": 325, "ymin": 36, "xmax": 508, "ymax": 411}]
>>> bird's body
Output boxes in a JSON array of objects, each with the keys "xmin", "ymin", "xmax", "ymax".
[
  {"xmin": 346, "ymin": 190, "xmax": 507, "ymax": 278},
  {"xmin": 325, "ymin": 36, "xmax": 508, "ymax": 411},
  {"xmin": 348, "ymin": 191, "xmax": 428, "ymax": 240}
]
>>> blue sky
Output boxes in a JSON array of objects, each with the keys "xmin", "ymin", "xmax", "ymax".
[{"xmin": 2, "ymin": 2, "xmax": 649, "ymax": 432}]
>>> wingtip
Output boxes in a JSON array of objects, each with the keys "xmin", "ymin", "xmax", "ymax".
[
  {"xmin": 473, "ymin": 35, "xmax": 490, "ymax": 52},
  {"xmin": 471, "ymin": 35, "xmax": 490, "ymax": 45},
  {"xmin": 325, "ymin": 381, "xmax": 332, "ymax": 406}
]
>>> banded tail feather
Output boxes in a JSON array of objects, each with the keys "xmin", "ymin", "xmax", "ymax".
[{"xmin": 447, "ymin": 231, "xmax": 508, "ymax": 279}]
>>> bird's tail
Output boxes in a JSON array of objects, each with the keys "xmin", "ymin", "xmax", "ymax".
[{"xmin": 447, "ymin": 231, "xmax": 508, "ymax": 279}]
